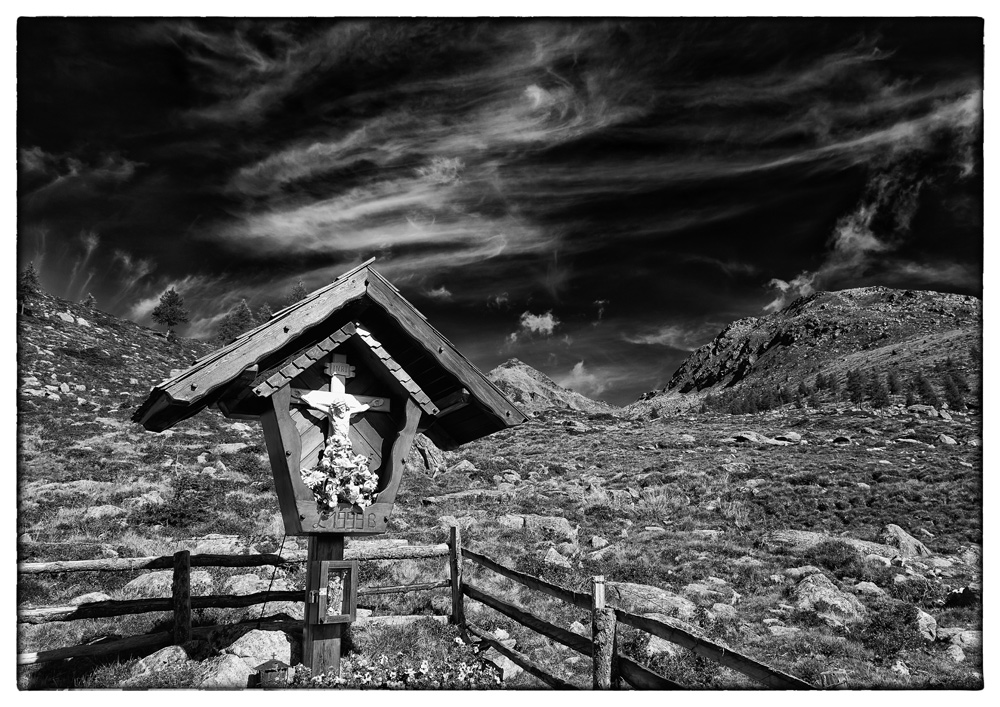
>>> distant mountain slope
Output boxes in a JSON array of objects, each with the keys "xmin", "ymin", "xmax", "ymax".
[
  {"xmin": 627, "ymin": 286, "xmax": 981, "ymax": 416},
  {"xmin": 487, "ymin": 358, "xmax": 617, "ymax": 414}
]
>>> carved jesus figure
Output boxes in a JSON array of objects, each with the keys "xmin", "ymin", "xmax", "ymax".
[{"xmin": 300, "ymin": 389, "xmax": 370, "ymax": 440}]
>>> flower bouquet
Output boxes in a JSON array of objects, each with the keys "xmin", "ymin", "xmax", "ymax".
[{"xmin": 300, "ymin": 436, "xmax": 379, "ymax": 510}]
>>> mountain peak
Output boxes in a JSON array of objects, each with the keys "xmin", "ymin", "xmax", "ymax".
[{"xmin": 488, "ymin": 358, "xmax": 616, "ymax": 414}]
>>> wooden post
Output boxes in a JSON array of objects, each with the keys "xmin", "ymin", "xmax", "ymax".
[
  {"xmin": 171, "ymin": 550, "xmax": 191, "ymax": 645},
  {"xmin": 304, "ymin": 535, "xmax": 345, "ymax": 676},
  {"xmin": 591, "ymin": 575, "xmax": 617, "ymax": 690},
  {"xmin": 449, "ymin": 525, "xmax": 464, "ymax": 625}
]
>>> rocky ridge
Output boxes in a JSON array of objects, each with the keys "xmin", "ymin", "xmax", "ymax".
[{"xmin": 487, "ymin": 358, "xmax": 616, "ymax": 415}]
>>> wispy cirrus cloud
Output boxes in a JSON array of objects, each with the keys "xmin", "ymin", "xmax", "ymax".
[{"xmin": 623, "ymin": 322, "xmax": 720, "ymax": 351}]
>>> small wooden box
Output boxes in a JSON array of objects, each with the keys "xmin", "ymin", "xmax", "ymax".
[{"xmin": 309, "ymin": 560, "xmax": 358, "ymax": 625}]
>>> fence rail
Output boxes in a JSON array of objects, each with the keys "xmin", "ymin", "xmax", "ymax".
[{"xmin": 17, "ymin": 542, "xmax": 455, "ymax": 666}]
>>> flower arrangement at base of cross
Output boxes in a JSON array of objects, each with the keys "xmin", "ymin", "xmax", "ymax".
[{"xmin": 300, "ymin": 435, "xmax": 379, "ymax": 510}]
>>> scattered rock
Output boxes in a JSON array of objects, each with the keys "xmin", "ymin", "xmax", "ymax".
[
  {"xmin": 774, "ymin": 431, "xmax": 802, "ymax": 442},
  {"xmin": 497, "ymin": 514, "xmax": 524, "ymax": 530},
  {"xmin": 915, "ymin": 609, "xmax": 937, "ymax": 641},
  {"xmin": 768, "ymin": 625, "xmax": 801, "ymax": 637},
  {"xmin": 193, "ymin": 653, "xmax": 254, "ymax": 689},
  {"xmin": 186, "ymin": 534, "xmax": 258, "ymax": 555},
  {"xmin": 124, "ymin": 645, "xmax": 190, "ymax": 684},
  {"xmin": 891, "ymin": 660, "xmax": 910, "ymax": 677},
  {"xmin": 225, "ymin": 629, "xmax": 295, "ymax": 669},
  {"xmin": 542, "ymin": 547, "xmax": 572, "ymax": 569},
  {"xmin": 734, "ymin": 430, "xmax": 789, "ymax": 446},
  {"xmin": 709, "ymin": 603, "xmax": 738, "ymax": 622},
  {"xmin": 946, "ymin": 644, "xmax": 966, "ymax": 663},
  {"xmin": 83, "ymin": 505, "xmax": 127, "ymax": 520},
  {"xmin": 448, "ymin": 459, "xmax": 477, "ymax": 474},
  {"xmin": 853, "ymin": 581, "xmax": 886, "ymax": 597},
  {"xmin": 793, "ymin": 574, "xmax": 867, "ymax": 626},
  {"xmin": 591, "ymin": 535, "xmax": 609, "ymax": 549},
  {"xmin": 481, "ymin": 650, "xmax": 522, "ymax": 681},
  {"xmin": 569, "ymin": 621, "xmax": 587, "ymax": 636},
  {"xmin": 421, "ymin": 489, "xmax": 512, "ymax": 505},
  {"xmin": 69, "ymin": 591, "xmax": 112, "ymax": 605},
  {"xmin": 881, "ymin": 524, "xmax": 931, "ymax": 557},
  {"xmin": 763, "ymin": 529, "xmax": 898, "ymax": 557},
  {"xmin": 832, "ymin": 436, "xmax": 852, "ymax": 445},
  {"xmin": 938, "ymin": 434, "xmax": 957, "ymax": 445},
  {"xmin": 784, "ymin": 566, "xmax": 824, "ymax": 581},
  {"xmin": 123, "ymin": 570, "xmax": 214, "ymax": 597},
  {"xmin": 523, "ymin": 514, "xmax": 577, "ymax": 542},
  {"xmin": 606, "ymin": 582, "xmax": 698, "ymax": 621},
  {"xmin": 682, "ymin": 578, "xmax": 740, "ymax": 607}
]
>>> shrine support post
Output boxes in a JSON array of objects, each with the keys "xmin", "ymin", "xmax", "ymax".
[{"xmin": 304, "ymin": 535, "xmax": 345, "ymax": 675}]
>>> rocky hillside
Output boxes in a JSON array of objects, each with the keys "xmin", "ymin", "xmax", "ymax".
[
  {"xmin": 629, "ymin": 287, "xmax": 981, "ymax": 416},
  {"xmin": 487, "ymin": 358, "xmax": 617, "ymax": 415}
]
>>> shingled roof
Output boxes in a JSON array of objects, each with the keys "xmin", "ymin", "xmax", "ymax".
[{"xmin": 132, "ymin": 260, "xmax": 527, "ymax": 448}]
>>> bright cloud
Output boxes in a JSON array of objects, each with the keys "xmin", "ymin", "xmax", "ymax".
[{"xmin": 507, "ymin": 310, "xmax": 559, "ymax": 343}]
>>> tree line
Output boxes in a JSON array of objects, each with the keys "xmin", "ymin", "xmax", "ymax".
[{"xmin": 700, "ymin": 356, "xmax": 978, "ymax": 415}]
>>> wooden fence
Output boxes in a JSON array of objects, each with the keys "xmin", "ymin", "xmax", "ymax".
[
  {"xmin": 18, "ymin": 527, "xmax": 817, "ymax": 689},
  {"xmin": 17, "ymin": 539, "xmax": 453, "ymax": 667}
]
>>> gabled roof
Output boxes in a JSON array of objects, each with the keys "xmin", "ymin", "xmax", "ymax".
[{"xmin": 132, "ymin": 260, "xmax": 527, "ymax": 446}]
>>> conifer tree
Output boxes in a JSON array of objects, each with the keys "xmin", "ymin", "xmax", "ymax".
[
  {"xmin": 18, "ymin": 263, "xmax": 41, "ymax": 312},
  {"xmin": 255, "ymin": 302, "xmax": 274, "ymax": 326},
  {"xmin": 827, "ymin": 374, "xmax": 840, "ymax": 399},
  {"xmin": 941, "ymin": 373, "xmax": 965, "ymax": 410},
  {"xmin": 151, "ymin": 287, "xmax": 189, "ymax": 337},
  {"xmin": 869, "ymin": 377, "xmax": 890, "ymax": 408},
  {"xmin": 887, "ymin": 369, "xmax": 902, "ymax": 395},
  {"xmin": 216, "ymin": 299, "xmax": 255, "ymax": 344},
  {"xmin": 905, "ymin": 389, "xmax": 916, "ymax": 407},
  {"xmin": 285, "ymin": 280, "xmax": 309, "ymax": 306},
  {"xmin": 82, "ymin": 292, "xmax": 97, "ymax": 309},
  {"xmin": 913, "ymin": 371, "xmax": 941, "ymax": 407},
  {"xmin": 846, "ymin": 369, "xmax": 865, "ymax": 404}
]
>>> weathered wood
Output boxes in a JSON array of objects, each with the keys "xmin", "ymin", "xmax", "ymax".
[
  {"xmin": 17, "ymin": 619, "xmax": 300, "ymax": 666},
  {"xmin": 449, "ymin": 526, "xmax": 464, "ymax": 625},
  {"xmin": 19, "ymin": 579, "xmax": 450, "ymax": 625},
  {"xmin": 617, "ymin": 656, "xmax": 683, "ymax": 690},
  {"xmin": 591, "ymin": 607, "xmax": 616, "ymax": 689},
  {"xmin": 260, "ymin": 384, "xmax": 310, "ymax": 535},
  {"xmin": 365, "ymin": 271, "xmax": 527, "ymax": 429},
  {"xmin": 304, "ymin": 536, "xmax": 345, "ymax": 676},
  {"xmin": 434, "ymin": 388, "xmax": 471, "ymax": 416},
  {"xmin": 614, "ymin": 610, "xmax": 815, "ymax": 689},
  {"xmin": 461, "ymin": 547, "xmax": 592, "ymax": 610},
  {"xmin": 18, "ymin": 544, "xmax": 447, "ymax": 575},
  {"xmin": 172, "ymin": 550, "xmax": 191, "ymax": 645},
  {"xmin": 359, "ymin": 579, "xmax": 451, "ymax": 596},
  {"xmin": 376, "ymin": 397, "xmax": 421, "ymax": 504},
  {"xmin": 465, "ymin": 622, "xmax": 576, "ymax": 689},
  {"xmin": 135, "ymin": 269, "xmax": 369, "ymax": 429},
  {"xmin": 462, "ymin": 582, "xmax": 592, "ymax": 657}
]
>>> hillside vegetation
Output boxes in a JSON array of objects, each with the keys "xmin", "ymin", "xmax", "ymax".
[{"xmin": 16, "ymin": 286, "xmax": 982, "ymax": 690}]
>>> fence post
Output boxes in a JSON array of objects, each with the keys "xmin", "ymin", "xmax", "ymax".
[
  {"xmin": 172, "ymin": 550, "xmax": 191, "ymax": 645},
  {"xmin": 591, "ymin": 574, "xmax": 618, "ymax": 689},
  {"xmin": 449, "ymin": 526, "xmax": 464, "ymax": 625}
]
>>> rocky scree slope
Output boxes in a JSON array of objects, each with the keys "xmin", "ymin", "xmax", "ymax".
[
  {"xmin": 487, "ymin": 358, "xmax": 616, "ymax": 415},
  {"xmin": 629, "ymin": 287, "xmax": 980, "ymax": 415}
]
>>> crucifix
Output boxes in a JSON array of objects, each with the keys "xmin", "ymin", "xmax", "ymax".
[{"xmin": 293, "ymin": 353, "xmax": 392, "ymax": 442}]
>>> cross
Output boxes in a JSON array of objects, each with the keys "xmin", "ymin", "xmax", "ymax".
[{"xmin": 293, "ymin": 354, "xmax": 391, "ymax": 439}]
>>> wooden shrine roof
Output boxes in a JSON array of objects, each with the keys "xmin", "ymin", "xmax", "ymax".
[{"xmin": 132, "ymin": 260, "xmax": 527, "ymax": 446}]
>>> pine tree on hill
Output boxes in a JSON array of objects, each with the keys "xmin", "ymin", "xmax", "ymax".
[
  {"xmin": 151, "ymin": 287, "xmax": 189, "ymax": 337},
  {"xmin": 941, "ymin": 373, "xmax": 966, "ymax": 410},
  {"xmin": 846, "ymin": 369, "xmax": 865, "ymax": 404},
  {"xmin": 815, "ymin": 373, "xmax": 827, "ymax": 391},
  {"xmin": 827, "ymin": 375, "xmax": 840, "ymax": 399},
  {"xmin": 905, "ymin": 389, "xmax": 916, "ymax": 407},
  {"xmin": 18, "ymin": 263, "xmax": 41, "ymax": 313},
  {"xmin": 869, "ymin": 376, "xmax": 890, "ymax": 408},
  {"xmin": 285, "ymin": 280, "xmax": 309, "ymax": 307},
  {"xmin": 913, "ymin": 371, "xmax": 941, "ymax": 408},
  {"xmin": 82, "ymin": 292, "xmax": 97, "ymax": 309},
  {"xmin": 255, "ymin": 302, "xmax": 274, "ymax": 326},
  {"xmin": 217, "ymin": 299, "xmax": 256, "ymax": 344},
  {"xmin": 887, "ymin": 369, "xmax": 902, "ymax": 395}
]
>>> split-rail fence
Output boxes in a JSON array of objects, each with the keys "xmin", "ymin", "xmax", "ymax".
[{"xmin": 18, "ymin": 526, "xmax": 815, "ymax": 689}]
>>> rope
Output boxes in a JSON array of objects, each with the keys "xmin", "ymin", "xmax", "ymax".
[{"xmin": 256, "ymin": 534, "xmax": 287, "ymax": 628}]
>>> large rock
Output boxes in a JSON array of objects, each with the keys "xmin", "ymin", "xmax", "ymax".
[
  {"xmin": 225, "ymin": 629, "xmax": 296, "ymax": 669},
  {"xmin": 421, "ymin": 489, "xmax": 512, "ymax": 505},
  {"xmin": 681, "ymin": 578, "xmax": 740, "ymax": 607},
  {"xmin": 185, "ymin": 534, "xmax": 258, "ymax": 555},
  {"xmin": 793, "ymin": 574, "xmax": 867, "ymax": 626},
  {"xmin": 123, "ymin": 570, "xmax": 214, "ymax": 597},
  {"xmin": 643, "ymin": 613, "xmax": 685, "ymax": 658},
  {"xmin": 124, "ymin": 645, "xmax": 190, "ymax": 684},
  {"xmin": 542, "ymin": 547, "xmax": 572, "ymax": 569},
  {"xmin": 223, "ymin": 574, "xmax": 289, "ymax": 595},
  {"xmin": 606, "ymin": 582, "xmax": 698, "ymax": 621},
  {"xmin": 881, "ymin": 524, "xmax": 931, "ymax": 557},
  {"xmin": 69, "ymin": 591, "xmax": 112, "ymax": 605},
  {"xmin": 915, "ymin": 609, "xmax": 937, "ymax": 641},
  {"xmin": 734, "ymin": 431, "xmax": 790, "ymax": 446},
  {"xmin": 523, "ymin": 515, "xmax": 577, "ymax": 542},
  {"xmin": 406, "ymin": 434, "xmax": 448, "ymax": 473},
  {"xmin": 83, "ymin": 505, "xmax": 127, "ymax": 520},
  {"xmin": 193, "ymin": 653, "xmax": 254, "ymax": 689},
  {"xmin": 763, "ymin": 529, "xmax": 898, "ymax": 557}
]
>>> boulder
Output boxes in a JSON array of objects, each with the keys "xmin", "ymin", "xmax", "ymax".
[
  {"xmin": 774, "ymin": 431, "xmax": 802, "ymax": 442},
  {"xmin": 497, "ymin": 514, "xmax": 525, "ymax": 530},
  {"xmin": 793, "ymin": 574, "xmax": 867, "ymax": 626},
  {"xmin": 124, "ymin": 645, "xmax": 190, "ymax": 684},
  {"xmin": 186, "ymin": 534, "xmax": 258, "ymax": 555},
  {"xmin": 709, "ymin": 603, "xmax": 738, "ymax": 622},
  {"xmin": 193, "ymin": 653, "xmax": 254, "ymax": 689},
  {"xmin": 523, "ymin": 514, "xmax": 577, "ymax": 542},
  {"xmin": 223, "ymin": 574, "xmax": 289, "ymax": 595},
  {"xmin": 69, "ymin": 591, "xmax": 113, "ymax": 605},
  {"xmin": 853, "ymin": 581, "xmax": 885, "ymax": 597},
  {"xmin": 422, "ymin": 489, "xmax": 512, "ymax": 505},
  {"xmin": 946, "ymin": 644, "xmax": 966, "ymax": 663},
  {"xmin": 225, "ymin": 629, "xmax": 295, "ymax": 668},
  {"xmin": 406, "ymin": 434, "xmax": 448, "ymax": 473},
  {"xmin": 123, "ymin": 570, "xmax": 214, "ymax": 597},
  {"xmin": 606, "ymin": 582, "xmax": 698, "ymax": 621},
  {"xmin": 734, "ymin": 431, "xmax": 789, "ymax": 446},
  {"xmin": 481, "ymin": 649, "xmax": 522, "ymax": 681},
  {"xmin": 915, "ymin": 609, "xmax": 937, "ymax": 641},
  {"xmin": 881, "ymin": 524, "xmax": 931, "ymax": 557},
  {"xmin": 784, "ymin": 566, "xmax": 824, "ymax": 581},
  {"xmin": 681, "ymin": 578, "xmax": 739, "ymax": 607},
  {"xmin": 83, "ymin": 505, "xmax": 127, "ymax": 520},
  {"xmin": 937, "ymin": 434, "xmax": 957, "ymax": 446},
  {"xmin": 763, "ymin": 529, "xmax": 898, "ymax": 557},
  {"xmin": 447, "ymin": 459, "xmax": 477, "ymax": 474},
  {"xmin": 591, "ymin": 535, "xmax": 609, "ymax": 549},
  {"xmin": 542, "ymin": 547, "xmax": 572, "ymax": 569},
  {"xmin": 768, "ymin": 625, "xmax": 801, "ymax": 638}
]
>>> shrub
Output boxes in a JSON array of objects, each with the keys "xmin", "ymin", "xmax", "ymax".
[
  {"xmin": 856, "ymin": 601, "xmax": 923, "ymax": 662},
  {"xmin": 802, "ymin": 540, "xmax": 864, "ymax": 577}
]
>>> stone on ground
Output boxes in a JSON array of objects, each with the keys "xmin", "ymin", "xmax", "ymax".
[
  {"xmin": 793, "ymin": 574, "xmax": 867, "ymax": 626},
  {"xmin": 881, "ymin": 524, "xmax": 931, "ymax": 557},
  {"xmin": 193, "ymin": 653, "xmax": 255, "ymax": 689},
  {"xmin": 123, "ymin": 570, "xmax": 214, "ymax": 597},
  {"xmin": 225, "ymin": 629, "xmax": 296, "ymax": 668},
  {"xmin": 606, "ymin": 582, "xmax": 698, "ymax": 621}
]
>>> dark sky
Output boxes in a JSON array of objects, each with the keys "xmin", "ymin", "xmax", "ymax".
[{"xmin": 17, "ymin": 18, "xmax": 983, "ymax": 405}]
